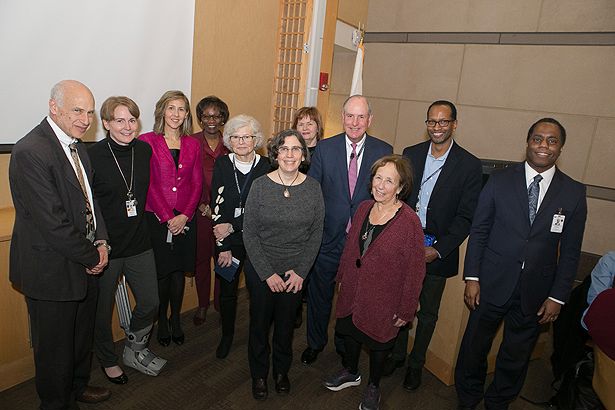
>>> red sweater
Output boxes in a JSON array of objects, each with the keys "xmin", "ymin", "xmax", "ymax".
[
  {"xmin": 335, "ymin": 200, "xmax": 426, "ymax": 343},
  {"xmin": 585, "ymin": 287, "xmax": 615, "ymax": 360}
]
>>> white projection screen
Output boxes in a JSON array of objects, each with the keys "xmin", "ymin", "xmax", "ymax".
[{"xmin": 0, "ymin": 0, "xmax": 195, "ymax": 145}]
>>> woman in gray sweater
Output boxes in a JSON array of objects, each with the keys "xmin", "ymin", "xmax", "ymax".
[{"xmin": 243, "ymin": 129, "xmax": 324, "ymax": 401}]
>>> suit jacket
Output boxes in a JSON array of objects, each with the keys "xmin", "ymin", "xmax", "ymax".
[
  {"xmin": 139, "ymin": 132, "xmax": 203, "ymax": 223},
  {"xmin": 403, "ymin": 140, "xmax": 482, "ymax": 277},
  {"xmin": 464, "ymin": 162, "xmax": 587, "ymax": 314},
  {"xmin": 9, "ymin": 118, "xmax": 108, "ymax": 301},
  {"xmin": 308, "ymin": 133, "xmax": 392, "ymax": 259}
]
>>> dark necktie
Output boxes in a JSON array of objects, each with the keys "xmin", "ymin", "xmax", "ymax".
[
  {"xmin": 528, "ymin": 174, "xmax": 543, "ymax": 225},
  {"xmin": 69, "ymin": 142, "xmax": 95, "ymax": 241}
]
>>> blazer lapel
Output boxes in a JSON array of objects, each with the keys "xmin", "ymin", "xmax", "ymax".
[
  {"xmin": 430, "ymin": 142, "xmax": 460, "ymax": 200},
  {"xmin": 335, "ymin": 136, "xmax": 352, "ymax": 201},
  {"xmin": 535, "ymin": 168, "xmax": 563, "ymax": 222},
  {"xmin": 354, "ymin": 135, "xmax": 375, "ymax": 200},
  {"xmin": 41, "ymin": 120, "xmax": 83, "ymax": 193},
  {"xmin": 512, "ymin": 163, "xmax": 531, "ymax": 228}
]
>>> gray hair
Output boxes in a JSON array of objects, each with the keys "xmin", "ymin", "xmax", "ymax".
[
  {"xmin": 342, "ymin": 94, "xmax": 372, "ymax": 116},
  {"xmin": 222, "ymin": 114, "xmax": 265, "ymax": 151}
]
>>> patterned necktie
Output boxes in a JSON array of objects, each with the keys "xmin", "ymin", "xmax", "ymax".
[
  {"xmin": 528, "ymin": 174, "xmax": 543, "ymax": 225},
  {"xmin": 69, "ymin": 142, "xmax": 95, "ymax": 241}
]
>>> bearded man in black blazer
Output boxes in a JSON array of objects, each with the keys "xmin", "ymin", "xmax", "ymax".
[
  {"xmin": 455, "ymin": 118, "xmax": 587, "ymax": 410},
  {"xmin": 384, "ymin": 101, "xmax": 482, "ymax": 390},
  {"xmin": 10, "ymin": 80, "xmax": 111, "ymax": 409}
]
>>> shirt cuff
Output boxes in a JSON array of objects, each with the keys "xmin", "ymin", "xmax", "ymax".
[
  {"xmin": 548, "ymin": 296, "xmax": 565, "ymax": 305},
  {"xmin": 465, "ymin": 277, "xmax": 479, "ymax": 281}
]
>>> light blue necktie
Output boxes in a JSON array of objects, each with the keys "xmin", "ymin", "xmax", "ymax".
[{"xmin": 528, "ymin": 174, "xmax": 543, "ymax": 225}]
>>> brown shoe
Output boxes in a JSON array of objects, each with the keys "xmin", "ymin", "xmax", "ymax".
[{"xmin": 76, "ymin": 386, "xmax": 111, "ymax": 403}]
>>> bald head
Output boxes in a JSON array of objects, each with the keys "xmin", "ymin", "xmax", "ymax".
[{"xmin": 49, "ymin": 80, "xmax": 95, "ymax": 139}]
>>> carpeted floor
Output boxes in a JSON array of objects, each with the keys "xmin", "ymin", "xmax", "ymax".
[{"xmin": 0, "ymin": 289, "xmax": 556, "ymax": 409}]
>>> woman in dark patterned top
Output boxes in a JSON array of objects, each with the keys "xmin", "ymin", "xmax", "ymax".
[
  {"xmin": 243, "ymin": 129, "xmax": 324, "ymax": 401},
  {"xmin": 190, "ymin": 96, "xmax": 230, "ymax": 326},
  {"xmin": 210, "ymin": 114, "xmax": 270, "ymax": 359}
]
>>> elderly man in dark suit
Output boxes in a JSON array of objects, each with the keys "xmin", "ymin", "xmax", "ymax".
[
  {"xmin": 455, "ymin": 118, "xmax": 587, "ymax": 410},
  {"xmin": 301, "ymin": 95, "xmax": 393, "ymax": 365},
  {"xmin": 9, "ymin": 80, "xmax": 111, "ymax": 409},
  {"xmin": 384, "ymin": 101, "xmax": 482, "ymax": 390}
]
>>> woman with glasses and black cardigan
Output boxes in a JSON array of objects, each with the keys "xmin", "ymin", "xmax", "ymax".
[{"xmin": 209, "ymin": 114, "xmax": 270, "ymax": 359}]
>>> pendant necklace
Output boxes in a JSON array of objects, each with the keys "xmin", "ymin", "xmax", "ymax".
[
  {"xmin": 362, "ymin": 205, "xmax": 393, "ymax": 240},
  {"xmin": 277, "ymin": 169, "xmax": 299, "ymax": 198}
]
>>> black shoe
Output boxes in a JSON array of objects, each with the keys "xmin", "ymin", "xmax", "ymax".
[
  {"xmin": 252, "ymin": 378, "xmax": 268, "ymax": 401},
  {"xmin": 101, "ymin": 366, "xmax": 128, "ymax": 385},
  {"xmin": 172, "ymin": 334, "xmax": 185, "ymax": 345},
  {"xmin": 301, "ymin": 347, "xmax": 322, "ymax": 365},
  {"xmin": 274, "ymin": 374, "xmax": 290, "ymax": 395},
  {"xmin": 457, "ymin": 406, "xmax": 476, "ymax": 410},
  {"xmin": 157, "ymin": 336, "xmax": 171, "ymax": 347},
  {"xmin": 403, "ymin": 367, "xmax": 422, "ymax": 391},
  {"xmin": 216, "ymin": 336, "xmax": 233, "ymax": 359},
  {"xmin": 382, "ymin": 357, "xmax": 405, "ymax": 377}
]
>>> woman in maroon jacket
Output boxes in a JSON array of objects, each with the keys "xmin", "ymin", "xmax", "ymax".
[
  {"xmin": 323, "ymin": 155, "xmax": 425, "ymax": 410},
  {"xmin": 191, "ymin": 96, "xmax": 230, "ymax": 325},
  {"xmin": 139, "ymin": 90, "xmax": 202, "ymax": 347}
]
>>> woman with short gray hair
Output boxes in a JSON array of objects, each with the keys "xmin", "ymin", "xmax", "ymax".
[{"xmin": 210, "ymin": 114, "xmax": 270, "ymax": 359}]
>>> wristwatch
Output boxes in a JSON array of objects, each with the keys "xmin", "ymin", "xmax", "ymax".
[{"xmin": 94, "ymin": 240, "xmax": 112, "ymax": 254}]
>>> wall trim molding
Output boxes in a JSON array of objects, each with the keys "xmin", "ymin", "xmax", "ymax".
[{"xmin": 364, "ymin": 32, "xmax": 615, "ymax": 46}]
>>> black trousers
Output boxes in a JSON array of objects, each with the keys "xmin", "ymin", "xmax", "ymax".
[
  {"xmin": 244, "ymin": 259, "xmax": 302, "ymax": 378},
  {"xmin": 455, "ymin": 287, "xmax": 541, "ymax": 410},
  {"xmin": 26, "ymin": 275, "xmax": 98, "ymax": 410},
  {"xmin": 391, "ymin": 273, "xmax": 447, "ymax": 368}
]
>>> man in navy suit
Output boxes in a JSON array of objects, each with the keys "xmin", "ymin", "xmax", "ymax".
[
  {"xmin": 384, "ymin": 101, "xmax": 482, "ymax": 390},
  {"xmin": 455, "ymin": 118, "xmax": 587, "ymax": 410},
  {"xmin": 301, "ymin": 95, "xmax": 393, "ymax": 364}
]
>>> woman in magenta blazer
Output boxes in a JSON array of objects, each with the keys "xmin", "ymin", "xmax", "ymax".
[{"xmin": 140, "ymin": 90, "xmax": 202, "ymax": 347}]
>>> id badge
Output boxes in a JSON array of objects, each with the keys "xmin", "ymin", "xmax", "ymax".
[
  {"xmin": 551, "ymin": 214, "xmax": 565, "ymax": 233},
  {"xmin": 126, "ymin": 199, "xmax": 137, "ymax": 217},
  {"xmin": 234, "ymin": 207, "xmax": 244, "ymax": 218}
]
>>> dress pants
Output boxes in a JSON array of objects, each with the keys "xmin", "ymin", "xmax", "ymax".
[
  {"xmin": 455, "ymin": 286, "xmax": 541, "ymax": 410},
  {"xmin": 306, "ymin": 251, "xmax": 345, "ymax": 353},
  {"xmin": 244, "ymin": 259, "xmax": 301, "ymax": 378},
  {"xmin": 94, "ymin": 249, "xmax": 158, "ymax": 367},
  {"xmin": 391, "ymin": 274, "xmax": 447, "ymax": 368},
  {"xmin": 195, "ymin": 215, "xmax": 220, "ymax": 311},
  {"xmin": 26, "ymin": 275, "xmax": 98, "ymax": 410}
]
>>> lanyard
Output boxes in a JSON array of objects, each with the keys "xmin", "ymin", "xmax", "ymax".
[
  {"xmin": 107, "ymin": 141, "xmax": 135, "ymax": 201},
  {"xmin": 415, "ymin": 163, "xmax": 444, "ymax": 213},
  {"xmin": 232, "ymin": 154, "xmax": 256, "ymax": 209}
]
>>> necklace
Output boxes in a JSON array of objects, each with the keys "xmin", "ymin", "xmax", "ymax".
[
  {"xmin": 362, "ymin": 204, "xmax": 396, "ymax": 240},
  {"xmin": 107, "ymin": 141, "xmax": 135, "ymax": 202},
  {"xmin": 277, "ymin": 169, "xmax": 299, "ymax": 198}
]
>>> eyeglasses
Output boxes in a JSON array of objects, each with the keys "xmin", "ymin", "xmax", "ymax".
[
  {"xmin": 529, "ymin": 136, "xmax": 560, "ymax": 146},
  {"xmin": 278, "ymin": 146, "xmax": 303, "ymax": 155},
  {"xmin": 201, "ymin": 114, "xmax": 224, "ymax": 121},
  {"xmin": 425, "ymin": 119, "xmax": 454, "ymax": 127},
  {"xmin": 229, "ymin": 135, "xmax": 255, "ymax": 142}
]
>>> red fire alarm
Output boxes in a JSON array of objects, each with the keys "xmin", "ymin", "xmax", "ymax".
[{"xmin": 319, "ymin": 72, "xmax": 329, "ymax": 91}]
